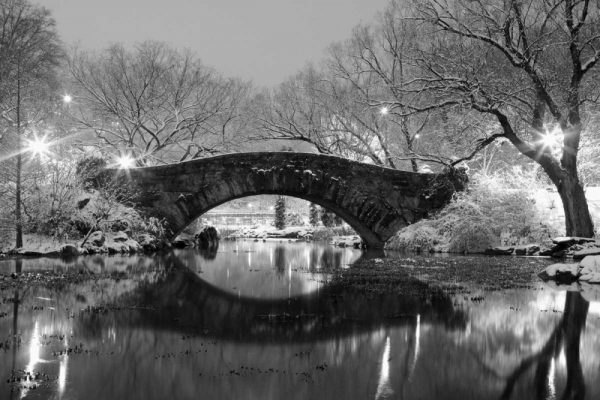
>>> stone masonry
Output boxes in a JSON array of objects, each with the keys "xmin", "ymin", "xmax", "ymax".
[{"xmin": 107, "ymin": 152, "xmax": 465, "ymax": 248}]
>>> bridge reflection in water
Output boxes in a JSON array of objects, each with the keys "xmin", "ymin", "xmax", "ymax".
[{"xmin": 0, "ymin": 245, "xmax": 598, "ymax": 400}]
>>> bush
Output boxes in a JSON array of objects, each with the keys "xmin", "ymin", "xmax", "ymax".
[
  {"xmin": 387, "ymin": 168, "xmax": 556, "ymax": 253},
  {"xmin": 386, "ymin": 221, "xmax": 444, "ymax": 252}
]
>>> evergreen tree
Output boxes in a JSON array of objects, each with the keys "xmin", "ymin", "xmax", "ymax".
[
  {"xmin": 309, "ymin": 203, "xmax": 319, "ymax": 227},
  {"xmin": 274, "ymin": 196, "xmax": 286, "ymax": 230}
]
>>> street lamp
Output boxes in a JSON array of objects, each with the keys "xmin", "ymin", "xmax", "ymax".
[
  {"xmin": 379, "ymin": 106, "xmax": 389, "ymax": 116},
  {"xmin": 116, "ymin": 154, "xmax": 135, "ymax": 169},
  {"xmin": 62, "ymin": 94, "xmax": 72, "ymax": 104},
  {"xmin": 540, "ymin": 125, "xmax": 562, "ymax": 150},
  {"xmin": 25, "ymin": 135, "xmax": 50, "ymax": 158}
]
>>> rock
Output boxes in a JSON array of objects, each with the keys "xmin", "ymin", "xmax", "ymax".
[
  {"xmin": 60, "ymin": 244, "xmax": 79, "ymax": 257},
  {"xmin": 88, "ymin": 231, "xmax": 105, "ymax": 247},
  {"xmin": 573, "ymin": 248, "xmax": 600, "ymax": 260},
  {"xmin": 124, "ymin": 239, "xmax": 141, "ymax": 252},
  {"xmin": 514, "ymin": 244, "xmax": 540, "ymax": 256},
  {"xmin": 484, "ymin": 246, "xmax": 514, "ymax": 256},
  {"xmin": 330, "ymin": 235, "xmax": 363, "ymax": 248},
  {"xmin": 538, "ymin": 247, "xmax": 555, "ymax": 256},
  {"xmin": 8, "ymin": 248, "xmax": 45, "ymax": 257},
  {"xmin": 539, "ymin": 263, "xmax": 580, "ymax": 283},
  {"xmin": 172, "ymin": 233, "xmax": 195, "ymax": 248},
  {"xmin": 579, "ymin": 272, "xmax": 600, "ymax": 283},
  {"xmin": 195, "ymin": 226, "xmax": 219, "ymax": 248},
  {"xmin": 552, "ymin": 236, "xmax": 596, "ymax": 246},
  {"xmin": 82, "ymin": 244, "xmax": 101, "ymax": 254},
  {"xmin": 514, "ymin": 247, "xmax": 526, "ymax": 256},
  {"xmin": 110, "ymin": 220, "xmax": 130, "ymax": 232},
  {"xmin": 112, "ymin": 231, "xmax": 129, "ymax": 242},
  {"xmin": 580, "ymin": 255, "xmax": 600, "ymax": 269},
  {"xmin": 579, "ymin": 255, "xmax": 600, "ymax": 282},
  {"xmin": 105, "ymin": 241, "xmax": 129, "ymax": 254},
  {"xmin": 557, "ymin": 237, "xmax": 594, "ymax": 246}
]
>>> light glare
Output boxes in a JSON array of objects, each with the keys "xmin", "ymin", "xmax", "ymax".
[
  {"xmin": 379, "ymin": 106, "xmax": 389, "ymax": 115},
  {"xmin": 540, "ymin": 125, "xmax": 562, "ymax": 148},
  {"xmin": 63, "ymin": 94, "xmax": 72, "ymax": 103},
  {"xmin": 116, "ymin": 154, "xmax": 135, "ymax": 169},
  {"xmin": 26, "ymin": 135, "xmax": 50, "ymax": 157}
]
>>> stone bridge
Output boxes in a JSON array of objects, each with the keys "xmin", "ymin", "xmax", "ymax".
[{"xmin": 108, "ymin": 152, "xmax": 465, "ymax": 248}]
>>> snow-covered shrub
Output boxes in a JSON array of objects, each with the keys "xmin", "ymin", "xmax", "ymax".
[
  {"xmin": 387, "ymin": 168, "xmax": 556, "ymax": 253},
  {"xmin": 385, "ymin": 221, "xmax": 444, "ymax": 252}
]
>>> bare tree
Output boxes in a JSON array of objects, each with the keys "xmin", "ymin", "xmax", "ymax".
[
  {"xmin": 0, "ymin": 0, "xmax": 63, "ymax": 248},
  {"xmin": 404, "ymin": 0, "xmax": 600, "ymax": 237},
  {"xmin": 68, "ymin": 41, "xmax": 250, "ymax": 165},
  {"xmin": 254, "ymin": 3, "xmax": 466, "ymax": 171},
  {"xmin": 253, "ymin": 66, "xmax": 342, "ymax": 155},
  {"xmin": 325, "ymin": 6, "xmax": 434, "ymax": 171}
]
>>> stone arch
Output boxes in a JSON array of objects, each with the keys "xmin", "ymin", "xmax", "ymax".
[{"xmin": 110, "ymin": 152, "xmax": 464, "ymax": 248}]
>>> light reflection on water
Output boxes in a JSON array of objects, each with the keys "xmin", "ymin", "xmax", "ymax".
[{"xmin": 0, "ymin": 243, "xmax": 598, "ymax": 399}]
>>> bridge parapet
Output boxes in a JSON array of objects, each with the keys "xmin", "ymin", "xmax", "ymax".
[{"xmin": 106, "ymin": 152, "xmax": 465, "ymax": 248}]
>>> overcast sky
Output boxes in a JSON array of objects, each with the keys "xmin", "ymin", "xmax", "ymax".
[{"xmin": 37, "ymin": 0, "xmax": 389, "ymax": 87}]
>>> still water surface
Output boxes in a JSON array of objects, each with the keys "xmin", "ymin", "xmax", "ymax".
[{"xmin": 0, "ymin": 240, "xmax": 598, "ymax": 399}]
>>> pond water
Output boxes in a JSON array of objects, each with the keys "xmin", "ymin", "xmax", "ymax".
[{"xmin": 0, "ymin": 240, "xmax": 598, "ymax": 399}]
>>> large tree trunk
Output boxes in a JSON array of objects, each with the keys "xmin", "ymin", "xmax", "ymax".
[{"xmin": 555, "ymin": 174, "xmax": 595, "ymax": 238}]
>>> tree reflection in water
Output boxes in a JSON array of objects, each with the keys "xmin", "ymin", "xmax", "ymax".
[
  {"xmin": 1, "ymin": 248, "xmax": 598, "ymax": 400},
  {"xmin": 500, "ymin": 291, "xmax": 588, "ymax": 400},
  {"xmin": 274, "ymin": 245, "xmax": 286, "ymax": 275}
]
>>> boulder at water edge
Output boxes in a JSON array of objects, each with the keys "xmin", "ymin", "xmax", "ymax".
[
  {"xmin": 112, "ymin": 231, "xmax": 129, "ymax": 242},
  {"xmin": 88, "ymin": 231, "xmax": 105, "ymax": 247},
  {"xmin": 484, "ymin": 246, "xmax": 514, "ymax": 256},
  {"xmin": 572, "ymin": 247, "xmax": 600, "ymax": 260},
  {"xmin": 579, "ymin": 255, "xmax": 600, "ymax": 283},
  {"xmin": 539, "ymin": 263, "xmax": 580, "ymax": 283}
]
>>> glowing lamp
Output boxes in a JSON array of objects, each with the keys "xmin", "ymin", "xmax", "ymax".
[
  {"xmin": 63, "ymin": 94, "xmax": 72, "ymax": 104},
  {"xmin": 379, "ymin": 106, "xmax": 389, "ymax": 115},
  {"xmin": 542, "ymin": 134, "xmax": 560, "ymax": 147},
  {"xmin": 116, "ymin": 155, "xmax": 135, "ymax": 169},
  {"xmin": 26, "ymin": 136, "xmax": 50, "ymax": 157},
  {"xmin": 540, "ymin": 125, "xmax": 562, "ymax": 148}
]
